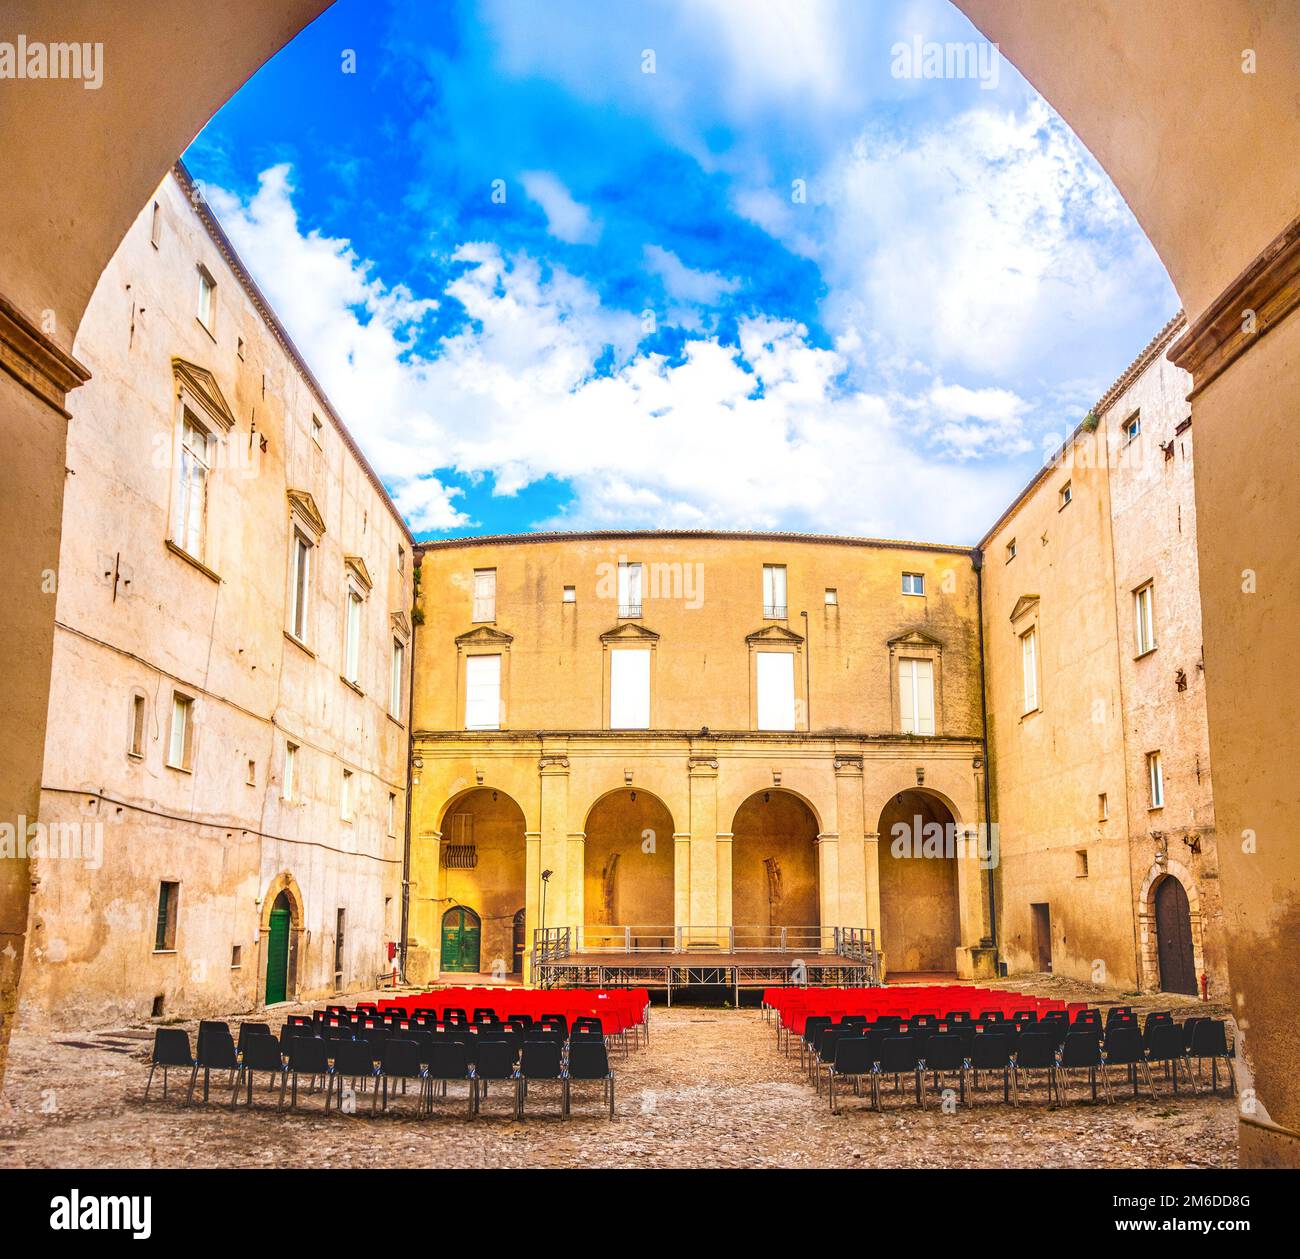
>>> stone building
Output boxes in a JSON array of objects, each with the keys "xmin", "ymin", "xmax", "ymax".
[
  {"xmin": 20, "ymin": 166, "xmax": 414, "ymax": 1027},
  {"xmin": 982, "ymin": 316, "xmax": 1227, "ymax": 996},
  {"xmin": 407, "ymin": 532, "xmax": 996, "ymax": 984}
]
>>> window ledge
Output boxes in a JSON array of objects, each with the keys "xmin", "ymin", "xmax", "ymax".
[
  {"xmin": 195, "ymin": 315, "xmax": 217, "ymax": 343},
  {"xmin": 284, "ymin": 630, "xmax": 315, "ymax": 658},
  {"xmin": 1020, "ymin": 706, "xmax": 1042, "ymax": 721},
  {"xmin": 165, "ymin": 539, "xmax": 220, "ymax": 583},
  {"xmin": 386, "ymin": 713, "xmax": 406, "ymax": 730},
  {"xmin": 339, "ymin": 676, "xmax": 365, "ymax": 697},
  {"xmin": 152, "ymin": 949, "xmax": 178, "ymax": 956},
  {"xmin": 164, "ymin": 761, "xmax": 192, "ymax": 775},
  {"xmin": 1134, "ymin": 646, "xmax": 1158, "ymax": 660}
]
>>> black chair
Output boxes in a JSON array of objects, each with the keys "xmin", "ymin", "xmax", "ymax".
[
  {"xmin": 1011, "ymin": 1009, "xmax": 1038, "ymax": 1025},
  {"xmin": 1057, "ymin": 1031, "xmax": 1104, "ymax": 1104},
  {"xmin": 471, "ymin": 1038, "xmax": 518, "ymax": 1116},
  {"xmin": 373, "ymin": 1039, "xmax": 429, "ymax": 1116},
  {"xmin": 966, "ymin": 1031, "xmax": 1013, "ymax": 1103},
  {"xmin": 827, "ymin": 1036, "xmax": 874, "ymax": 1114},
  {"xmin": 873, "ymin": 1036, "xmax": 922, "ymax": 1111},
  {"xmin": 800, "ymin": 1016, "xmax": 833, "ymax": 1069},
  {"xmin": 236, "ymin": 1021, "xmax": 272, "ymax": 1055},
  {"xmin": 919, "ymin": 1033, "xmax": 967, "ymax": 1108},
  {"xmin": 330, "ymin": 1039, "xmax": 380, "ymax": 1110},
  {"xmin": 1072, "ymin": 1009, "xmax": 1102, "ymax": 1031},
  {"xmin": 279, "ymin": 1036, "xmax": 330, "ymax": 1111},
  {"xmin": 1012, "ymin": 1032, "xmax": 1058, "ymax": 1105},
  {"xmin": 1146, "ymin": 1021, "xmax": 1191, "ymax": 1095},
  {"xmin": 517, "ymin": 1040, "xmax": 565, "ymax": 1120},
  {"xmin": 811, "ymin": 1024, "xmax": 845, "ymax": 1094},
  {"xmin": 427, "ymin": 1040, "xmax": 474, "ymax": 1116},
  {"xmin": 978, "ymin": 1010, "xmax": 1008, "ymax": 1025},
  {"xmin": 944, "ymin": 1010, "xmax": 973, "ymax": 1025},
  {"xmin": 231, "ymin": 1032, "xmax": 287, "ymax": 1109},
  {"xmin": 1187, "ymin": 1019, "xmax": 1235, "ymax": 1096},
  {"xmin": 565, "ymin": 1037, "xmax": 616, "ymax": 1118},
  {"xmin": 571, "ymin": 1016, "xmax": 603, "ymax": 1036},
  {"xmin": 145, "ymin": 1028, "xmax": 194, "ymax": 1102},
  {"xmin": 1101, "ymin": 1025, "xmax": 1152, "ymax": 1099},
  {"xmin": 187, "ymin": 1023, "xmax": 240, "ymax": 1105},
  {"xmin": 1106, "ymin": 1005, "xmax": 1135, "ymax": 1027}
]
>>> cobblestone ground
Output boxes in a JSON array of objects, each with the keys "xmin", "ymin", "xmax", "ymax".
[{"xmin": 0, "ymin": 976, "xmax": 1237, "ymax": 1169}]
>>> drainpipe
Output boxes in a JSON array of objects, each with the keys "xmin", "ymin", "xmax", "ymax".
[
  {"xmin": 398, "ymin": 555, "xmax": 419, "ymax": 985},
  {"xmin": 972, "ymin": 547, "xmax": 999, "ymax": 965}
]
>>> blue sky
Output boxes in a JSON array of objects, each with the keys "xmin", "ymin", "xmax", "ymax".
[{"xmin": 186, "ymin": 0, "xmax": 1178, "ymax": 545}]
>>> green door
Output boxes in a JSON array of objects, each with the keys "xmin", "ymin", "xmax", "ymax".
[
  {"xmin": 266, "ymin": 905, "xmax": 290, "ymax": 1004},
  {"xmin": 440, "ymin": 907, "xmax": 481, "ymax": 973}
]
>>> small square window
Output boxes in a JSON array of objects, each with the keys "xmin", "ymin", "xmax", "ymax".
[
  {"xmin": 155, "ymin": 881, "xmax": 179, "ymax": 952},
  {"xmin": 563, "ymin": 585, "xmax": 577, "ymax": 603},
  {"xmin": 1075, "ymin": 850, "xmax": 1089, "ymax": 878},
  {"xmin": 1059, "ymin": 481, "xmax": 1073, "ymax": 509},
  {"xmin": 231, "ymin": 944, "xmax": 242, "ymax": 969},
  {"xmin": 283, "ymin": 742, "xmax": 298, "ymax": 802},
  {"xmin": 341, "ymin": 768, "xmax": 353, "ymax": 821},
  {"xmin": 1098, "ymin": 792, "xmax": 1108, "ymax": 821},
  {"xmin": 128, "ymin": 693, "xmax": 146, "ymax": 759},
  {"xmin": 1006, "ymin": 539, "xmax": 1017, "ymax": 562},
  {"xmin": 1147, "ymin": 751, "xmax": 1164, "ymax": 809},
  {"xmin": 388, "ymin": 792, "xmax": 398, "ymax": 837},
  {"xmin": 824, "ymin": 588, "xmax": 837, "ymax": 605},
  {"xmin": 473, "ymin": 568, "xmax": 497, "ymax": 622},
  {"xmin": 902, "ymin": 572, "xmax": 925, "ymax": 596},
  {"xmin": 196, "ymin": 265, "xmax": 216, "ymax": 334},
  {"xmin": 397, "ymin": 545, "xmax": 406, "ymax": 575},
  {"xmin": 311, "ymin": 413, "xmax": 324, "ymax": 446},
  {"xmin": 150, "ymin": 201, "xmax": 162, "ymax": 248},
  {"xmin": 1124, "ymin": 413, "xmax": 1141, "ymax": 443},
  {"xmin": 166, "ymin": 692, "xmax": 194, "ymax": 771},
  {"xmin": 236, "ymin": 336, "xmax": 245, "ymax": 361},
  {"xmin": 246, "ymin": 758, "xmax": 256, "ymax": 787}
]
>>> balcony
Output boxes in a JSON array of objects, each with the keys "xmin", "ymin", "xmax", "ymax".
[
  {"xmin": 618, "ymin": 603, "xmax": 643, "ymax": 619},
  {"xmin": 763, "ymin": 603, "xmax": 788, "ymax": 620}
]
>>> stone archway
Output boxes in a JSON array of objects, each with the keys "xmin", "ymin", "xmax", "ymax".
[
  {"xmin": 583, "ymin": 789, "xmax": 676, "ymax": 949},
  {"xmin": 1138, "ymin": 860, "xmax": 1206, "ymax": 996},
  {"xmin": 731, "ymin": 790, "xmax": 822, "ymax": 941},
  {"xmin": 876, "ymin": 790, "xmax": 961, "ymax": 975},
  {"xmin": 259, "ymin": 872, "xmax": 304, "ymax": 1006}
]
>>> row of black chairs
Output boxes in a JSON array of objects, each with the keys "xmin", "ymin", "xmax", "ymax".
[
  {"xmin": 146, "ymin": 1022, "xmax": 615, "ymax": 1119},
  {"xmin": 798, "ymin": 1017, "xmax": 1235, "ymax": 1114}
]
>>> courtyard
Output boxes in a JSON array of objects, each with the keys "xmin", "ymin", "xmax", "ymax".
[{"xmin": 0, "ymin": 977, "xmax": 1235, "ymax": 1170}]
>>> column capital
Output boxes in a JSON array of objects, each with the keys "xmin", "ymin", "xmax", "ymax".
[
  {"xmin": 817, "ymin": 831, "xmax": 840, "ymax": 844},
  {"xmin": 715, "ymin": 831, "xmax": 734, "ymax": 843},
  {"xmin": 863, "ymin": 830, "xmax": 881, "ymax": 843}
]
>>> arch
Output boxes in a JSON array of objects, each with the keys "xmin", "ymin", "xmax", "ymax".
[
  {"xmin": 583, "ymin": 788, "xmax": 675, "ymax": 946},
  {"xmin": 731, "ymin": 789, "xmax": 821, "ymax": 936},
  {"xmin": 437, "ymin": 786, "xmax": 525, "ymax": 977},
  {"xmin": 876, "ymin": 789, "xmax": 960, "ymax": 974},
  {"xmin": 260, "ymin": 872, "xmax": 304, "ymax": 1005},
  {"xmin": 1137, "ymin": 861, "xmax": 1205, "ymax": 995}
]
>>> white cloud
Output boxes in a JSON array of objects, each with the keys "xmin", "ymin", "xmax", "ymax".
[
  {"xmin": 520, "ymin": 170, "xmax": 601, "ymax": 245},
  {"xmin": 643, "ymin": 244, "xmax": 739, "ymax": 306}
]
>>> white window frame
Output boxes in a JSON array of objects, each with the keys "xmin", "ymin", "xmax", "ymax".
[
  {"xmin": 898, "ymin": 657, "xmax": 936, "ymax": 736},
  {"xmin": 196, "ymin": 264, "xmax": 216, "ymax": 334},
  {"xmin": 343, "ymin": 585, "xmax": 364, "ymax": 685},
  {"xmin": 174, "ymin": 409, "xmax": 212, "ymax": 560},
  {"xmin": 341, "ymin": 768, "xmax": 353, "ymax": 822},
  {"xmin": 562, "ymin": 585, "xmax": 577, "ymax": 604},
  {"xmin": 1059, "ymin": 481, "xmax": 1073, "ymax": 509},
  {"xmin": 1124, "ymin": 412, "xmax": 1141, "ymax": 443},
  {"xmin": 390, "ymin": 637, "xmax": 406, "ymax": 718},
  {"xmin": 902, "ymin": 571, "xmax": 925, "ymax": 596},
  {"xmin": 472, "ymin": 568, "xmax": 497, "ymax": 623},
  {"xmin": 128, "ymin": 692, "xmax": 146, "ymax": 759},
  {"xmin": 618, "ymin": 562, "xmax": 643, "ymax": 618},
  {"xmin": 1006, "ymin": 538, "xmax": 1017, "ymax": 563},
  {"xmin": 289, "ymin": 529, "xmax": 313, "ymax": 644},
  {"xmin": 756, "ymin": 651, "xmax": 797, "ymax": 731},
  {"xmin": 166, "ymin": 692, "xmax": 194, "ymax": 771},
  {"xmin": 388, "ymin": 792, "xmax": 398, "ymax": 837},
  {"xmin": 824, "ymin": 588, "xmax": 837, "ymax": 606},
  {"xmin": 609, "ymin": 647, "xmax": 651, "ymax": 730},
  {"xmin": 763, "ymin": 564, "xmax": 788, "ymax": 619},
  {"xmin": 464, "ymin": 654, "xmax": 502, "ymax": 730},
  {"xmin": 283, "ymin": 742, "xmax": 298, "ymax": 802},
  {"xmin": 1134, "ymin": 582, "xmax": 1156, "ymax": 655},
  {"xmin": 1021, "ymin": 627, "xmax": 1039, "ymax": 714},
  {"xmin": 1148, "ymin": 751, "xmax": 1164, "ymax": 809}
]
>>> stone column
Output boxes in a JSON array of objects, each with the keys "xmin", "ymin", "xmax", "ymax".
[
  {"xmin": 687, "ymin": 754, "xmax": 719, "ymax": 946},
  {"xmin": 833, "ymin": 754, "xmax": 868, "ymax": 929},
  {"xmin": 566, "ymin": 831, "xmax": 585, "ymax": 946},
  {"xmin": 863, "ymin": 830, "xmax": 882, "ymax": 966},
  {"xmin": 816, "ymin": 832, "xmax": 839, "ymax": 952},
  {"xmin": 672, "ymin": 832, "xmax": 691, "ymax": 943},
  {"xmin": 523, "ymin": 829, "xmax": 542, "ymax": 985},
  {"xmin": 715, "ymin": 832, "xmax": 734, "ymax": 935}
]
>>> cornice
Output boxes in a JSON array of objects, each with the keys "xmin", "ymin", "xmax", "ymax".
[{"xmin": 0, "ymin": 291, "xmax": 91, "ymax": 417}]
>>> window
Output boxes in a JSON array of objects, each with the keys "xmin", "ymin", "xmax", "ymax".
[
  {"xmin": 311, "ymin": 413, "xmax": 323, "ymax": 446},
  {"xmin": 341, "ymin": 768, "xmax": 353, "ymax": 821},
  {"xmin": 465, "ymin": 654, "xmax": 501, "ymax": 730},
  {"xmin": 231, "ymin": 944, "xmax": 242, "ymax": 969},
  {"xmin": 610, "ymin": 648, "xmax": 651, "ymax": 729},
  {"xmin": 902, "ymin": 572, "xmax": 925, "ymax": 596},
  {"xmin": 1006, "ymin": 538, "xmax": 1017, "ymax": 562},
  {"xmin": 1075, "ymin": 850, "xmax": 1089, "ymax": 878},
  {"xmin": 246, "ymin": 758, "xmax": 256, "ymax": 787},
  {"xmin": 397, "ymin": 544, "xmax": 405, "ymax": 575},
  {"xmin": 763, "ymin": 564, "xmax": 788, "ymax": 618},
  {"xmin": 617, "ymin": 562, "xmax": 643, "ymax": 618},
  {"xmin": 343, "ymin": 587, "xmax": 363, "ymax": 684},
  {"xmin": 1059, "ymin": 481, "xmax": 1073, "ymax": 509},
  {"xmin": 1134, "ymin": 582, "xmax": 1156, "ymax": 655},
  {"xmin": 150, "ymin": 200, "xmax": 162, "ymax": 248},
  {"xmin": 1147, "ymin": 751, "xmax": 1164, "ymax": 809},
  {"xmin": 236, "ymin": 336, "xmax": 245, "ymax": 361},
  {"xmin": 166, "ymin": 693, "xmax": 194, "ymax": 770},
  {"xmin": 283, "ymin": 742, "xmax": 298, "ymax": 802},
  {"xmin": 128, "ymin": 693, "xmax": 146, "ymax": 759},
  {"xmin": 824, "ymin": 588, "xmax": 838, "ymax": 606},
  {"xmin": 472, "ymin": 568, "xmax": 496, "ymax": 622},
  {"xmin": 898, "ymin": 658, "xmax": 935, "ymax": 735},
  {"xmin": 155, "ymin": 882, "xmax": 179, "ymax": 951},
  {"xmin": 390, "ymin": 637, "xmax": 406, "ymax": 718},
  {"xmin": 1021, "ymin": 628, "xmax": 1039, "ymax": 713},
  {"xmin": 196, "ymin": 265, "xmax": 216, "ymax": 333},
  {"xmin": 174, "ymin": 411, "xmax": 211, "ymax": 558},
  {"xmin": 756, "ymin": 652, "xmax": 796, "ymax": 731},
  {"xmin": 1124, "ymin": 412, "xmax": 1141, "ymax": 443},
  {"xmin": 388, "ymin": 792, "xmax": 398, "ymax": 837},
  {"xmin": 1099, "ymin": 792, "xmax": 1109, "ymax": 821},
  {"xmin": 334, "ymin": 908, "xmax": 346, "ymax": 986},
  {"xmin": 562, "ymin": 585, "xmax": 576, "ymax": 603},
  {"xmin": 289, "ymin": 531, "xmax": 312, "ymax": 642}
]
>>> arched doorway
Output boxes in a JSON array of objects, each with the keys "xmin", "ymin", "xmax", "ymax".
[
  {"xmin": 584, "ymin": 790, "xmax": 675, "ymax": 947},
  {"xmin": 731, "ymin": 790, "xmax": 820, "ymax": 938},
  {"xmin": 440, "ymin": 906, "xmax": 481, "ymax": 973},
  {"xmin": 876, "ymin": 790, "xmax": 960, "ymax": 974},
  {"xmin": 511, "ymin": 908, "xmax": 526, "ymax": 975},
  {"xmin": 438, "ymin": 787, "xmax": 526, "ymax": 977},
  {"xmin": 1155, "ymin": 876, "xmax": 1197, "ymax": 995},
  {"xmin": 265, "ymin": 891, "xmax": 292, "ymax": 1004}
]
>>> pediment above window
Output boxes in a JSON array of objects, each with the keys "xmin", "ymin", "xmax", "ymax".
[
  {"xmin": 887, "ymin": 629, "xmax": 943, "ymax": 650},
  {"xmin": 391, "ymin": 610, "xmax": 411, "ymax": 639},
  {"xmin": 1010, "ymin": 594, "xmax": 1040, "ymax": 623},
  {"xmin": 745, "ymin": 624, "xmax": 804, "ymax": 646},
  {"xmin": 287, "ymin": 489, "xmax": 327, "ymax": 540},
  {"xmin": 172, "ymin": 357, "xmax": 236, "ymax": 432},
  {"xmin": 344, "ymin": 554, "xmax": 373, "ymax": 593},
  {"xmin": 456, "ymin": 625, "xmax": 514, "ymax": 649},
  {"xmin": 600, "ymin": 622, "xmax": 660, "ymax": 644}
]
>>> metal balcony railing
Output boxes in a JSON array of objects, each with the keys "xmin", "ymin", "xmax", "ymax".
[
  {"xmin": 763, "ymin": 603, "xmax": 788, "ymax": 619},
  {"xmin": 618, "ymin": 603, "xmax": 643, "ymax": 619}
]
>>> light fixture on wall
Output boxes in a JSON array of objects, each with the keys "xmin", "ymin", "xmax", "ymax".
[{"xmin": 630, "ymin": 790, "xmax": 637, "ymax": 802}]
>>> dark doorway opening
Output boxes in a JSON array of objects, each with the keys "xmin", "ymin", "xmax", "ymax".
[
  {"xmin": 1030, "ymin": 902, "xmax": 1052, "ymax": 972},
  {"xmin": 266, "ymin": 892, "xmax": 291, "ymax": 1004},
  {"xmin": 1155, "ymin": 876, "xmax": 1197, "ymax": 995},
  {"xmin": 511, "ymin": 907, "xmax": 526, "ymax": 975}
]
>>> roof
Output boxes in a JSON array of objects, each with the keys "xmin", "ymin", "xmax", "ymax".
[
  {"xmin": 976, "ymin": 312, "xmax": 1187, "ymax": 548},
  {"xmin": 415, "ymin": 527, "xmax": 977, "ymax": 557},
  {"xmin": 171, "ymin": 160, "xmax": 413, "ymax": 545}
]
